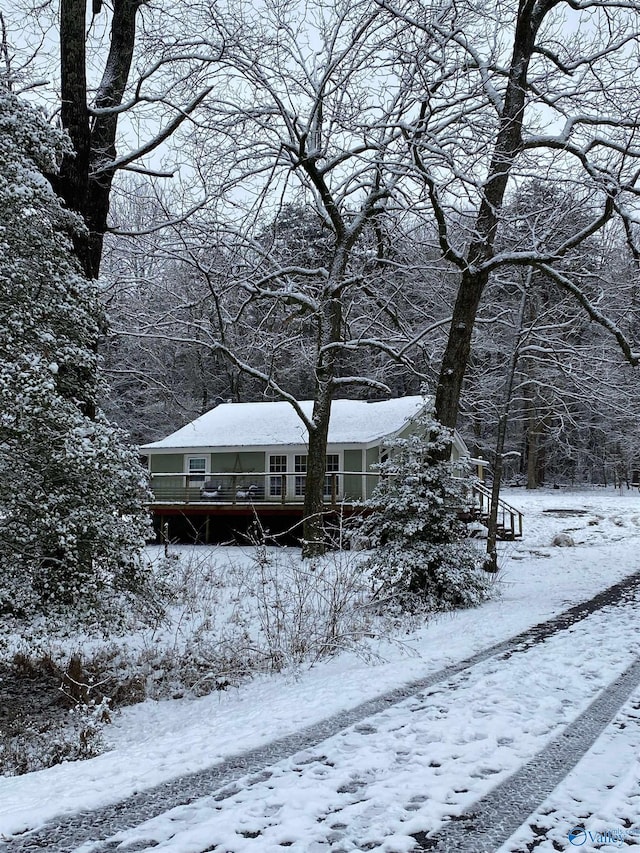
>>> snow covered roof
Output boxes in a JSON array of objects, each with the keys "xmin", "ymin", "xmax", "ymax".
[{"xmin": 141, "ymin": 396, "xmax": 429, "ymax": 450}]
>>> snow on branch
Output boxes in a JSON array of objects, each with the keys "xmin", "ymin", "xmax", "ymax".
[
  {"xmin": 108, "ymin": 197, "xmax": 211, "ymax": 236},
  {"xmin": 535, "ymin": 262, "xmax": 640, "ymax": 367},
  {"xmin": 330, "ymin": 376, "xmax": 392, "ymax": 393},
  {"xmin": 92, "ymin": 87, "xmax": 213, "ymax": 176},
  {"xmin": 484, "ymin": 194, "xmax": 615, "ymax": 273}
]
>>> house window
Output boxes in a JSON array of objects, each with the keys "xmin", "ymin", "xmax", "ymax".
[
  {"xmin": 324, "ymin": 454, "xmax": 340, "ymax": 498},
  {"xmin": 186, "ymin": 456, "xmax": 207, "ymax": 487},
  {"xmin": 294, "ymin": 454, "xmax": 307, "ymax": 496},
  {"xmin": 269, "ymin": 455, "xmax": 287, "ymax": 496}
]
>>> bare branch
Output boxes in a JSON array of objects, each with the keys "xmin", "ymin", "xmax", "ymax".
[{"xmin": 535, "ymin": 262, "xmax": 639, "ymax": 366}]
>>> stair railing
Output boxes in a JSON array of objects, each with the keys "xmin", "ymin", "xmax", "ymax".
[{"xmin": 472, "ymin": 482, "xmax": 523, "ymax": 539}]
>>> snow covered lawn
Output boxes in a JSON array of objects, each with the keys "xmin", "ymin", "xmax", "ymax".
[{"xmin": 1, "ymin": 486, "xmax": 639, "ymax": 850}]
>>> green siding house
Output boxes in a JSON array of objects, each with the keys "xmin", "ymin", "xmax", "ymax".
[{"xmin": 141, "ymin": 396, "xmax": 475, "ymax": 508}]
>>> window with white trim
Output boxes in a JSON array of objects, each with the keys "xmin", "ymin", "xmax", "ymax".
[
  {"xmin": 294, "ymin": 454, "xmax": 307, "ymax": 496},
  {"xmin": 324, "ymin": 454, "xmax": 340, "ymax": 497},
  {"xmin": 186, "ymin": 456, "xmax": 207, "ymax": 487},
  {"xmin": 269, "ymin": 455, "xmax": 287, "ymax": 496}
]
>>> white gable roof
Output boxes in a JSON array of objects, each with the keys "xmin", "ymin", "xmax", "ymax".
[{"xmin": 141, "ymin": 396, "xmax": 428, "ymax": 450}]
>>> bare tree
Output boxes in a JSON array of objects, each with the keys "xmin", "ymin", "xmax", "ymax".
[
  {"xmin": 29, "ymin": 0, "xmax": 640, "ymax": 554},
  {"xmin": 379, "ymin": 0, "xmax": 640, "ymax": 443},
  {"xmin": 464, "ymin": 194, "xmax": 640, "ymax": 493},
  {"xmin": 126, "ymin": 0, "xmax": 442, "ymax": 554},
  {"xmin": 4, "ymin": 0, "xmax": 222, "ymax": 278}
]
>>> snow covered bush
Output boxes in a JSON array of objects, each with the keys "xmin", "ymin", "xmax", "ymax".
[
  {"xmin": 242, "ymin": 544, "xmax": 373, "ymax": 670},
  {"xmin": 0, "ymin": 90, "xmax": 151, "ymax": 618},
  {"xmin": 353, "ymin": 401, "xmax": 492, "ymax": 612},
  {"xmin": 0, "ymin": 700, "xmax": 110, "ymax": 777}
]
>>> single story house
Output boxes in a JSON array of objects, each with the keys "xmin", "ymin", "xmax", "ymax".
[{"xmin": 141, "ymin": 396, "xmax": 479, "ymax": 507}]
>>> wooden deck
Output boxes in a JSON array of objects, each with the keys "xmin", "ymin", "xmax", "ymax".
[
  {"xmin": 147, "ymin": 474, "xmax": 523, "ymax": 544},
  {"xmin": 148, "ymin": 471, "xmax": 362, "ymax": 542}
]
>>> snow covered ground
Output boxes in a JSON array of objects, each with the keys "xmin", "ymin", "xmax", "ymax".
[{"xmin": 1, "ymin": 486, "xmax": 640, "ymax": 851}]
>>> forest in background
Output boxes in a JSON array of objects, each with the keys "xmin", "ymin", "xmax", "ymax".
[
  {"xmin": 4, "ymin": 0, "xmax": 640, "ymax": 497},
  {"xmin": 101, "ymin": 186, "xmax": 640, "ymax": 490}
]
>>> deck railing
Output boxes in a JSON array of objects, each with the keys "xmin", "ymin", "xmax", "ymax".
[
  {"xmin": 148, "ymin": 472, "xmax": 523, "ymax": 538},
  {"xmin": 148, "ymin": 471, "xmax": 356, "ymax": 506}
]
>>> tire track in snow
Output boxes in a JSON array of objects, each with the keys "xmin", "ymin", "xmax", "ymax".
[
  {"xmin": 412, "ymin": 657, "xmax": 640, "ymax": 852},
  {"xmin": 5, "ymin": 570, "xmax": 640, "ymax": 853}
]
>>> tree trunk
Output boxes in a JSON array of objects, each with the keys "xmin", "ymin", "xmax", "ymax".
[
  {"xmin": 302, "ymin": 394, "xmax": 332, "ymax": 557},
  {"xmin": 435, "ymin": 267, "xmax": 489, "ymax": 432},
  {"xmin": 433, "ymin": 1, "xmax": 550, "ymax": 439},
  {"xmin": 485, "ymin": 283, "xmax": 528, "ymax": 570},
  {"xmin": 302, "ymin": 291, "xmax": 343, "ymax": 557},
  {"xmin": 526, "ymin": 407, "xmax": 538, "ymax": 489},
  {"xmin": 50, "ymin": 0, "xmax": 141, "ymax": 279}
]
